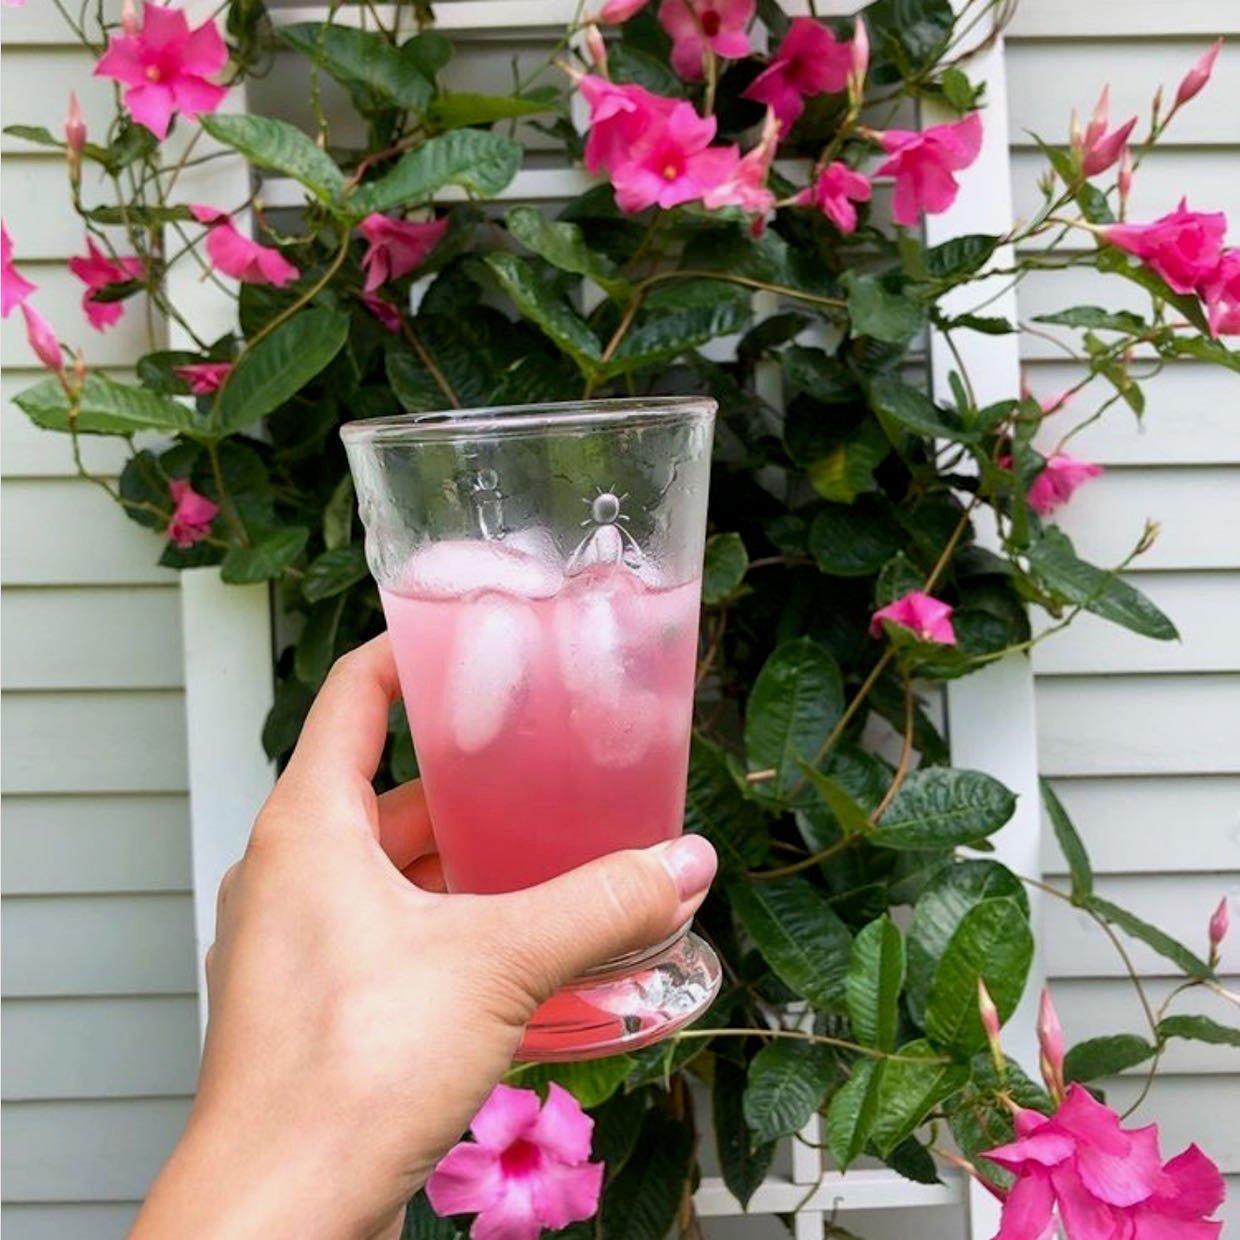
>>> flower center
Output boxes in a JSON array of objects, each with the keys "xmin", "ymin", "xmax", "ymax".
[
  {"xmin": 700, "ymin": 9, "xmax": 721, "ymax": 36},
  {"xmin": 662, "ymin": 162, "xmax": 681, "ymax": 180},
  {"xmin": 145, "ymin": 64, "xmax": 162, "ymax": 82},
  {"xmin": 499, "ymin": 1139, "xmax": 542, "ymax": 1180}
]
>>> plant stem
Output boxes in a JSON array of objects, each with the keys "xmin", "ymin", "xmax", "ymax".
[{"xmin": 402, "ymin": 320, "xmax": 461, "ymax": 409}]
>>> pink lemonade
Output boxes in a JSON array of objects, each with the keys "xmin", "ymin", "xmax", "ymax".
[{"xmin": 380, "ymin": 538, "xmax": 702, "ymax": 895}]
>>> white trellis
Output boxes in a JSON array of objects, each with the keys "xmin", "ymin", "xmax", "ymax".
[{"xmin": 177, "ymin": 2, "xmax": 1043, "ymax": 1236}]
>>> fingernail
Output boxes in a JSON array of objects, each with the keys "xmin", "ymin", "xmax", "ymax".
[{"xmin": 660, "ymin": 835, "xmax": 718, "ymax": 900}]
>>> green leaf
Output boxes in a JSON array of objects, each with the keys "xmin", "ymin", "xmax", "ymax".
[
  {"xmin": 783, "ymin": 347, "xmax": 859, "ymax": 404},
  {"xmin": 505, "ymin": 205, "xmax": 631, "ymax": 301},
  {"xmin": 743, "ymin": 1039, "xmax": 840, "ymax": 1144},
  {"xmin": 591, "ymin": 1087, "xmax": 648, "ymax": 1171},
  {"xmin": 703, "ymin": 532, "xmax": 748, "ymax": 605},
  {"xmin": 728, "ymin": 876, "xmax": 853, "ymax": 1009},
  {"xmin": 402, "ymin": 1191, "xmax": 460, "ymax": 1239},
  {"xmin": 1033, "ymin": 306, "xmax": 1146, "ymax": 333},
  {"xmin": 685, "ymin": 737, "xmax": 768, "ymax": 874},
  {"xmin": 3, "ymin": 124, "xmax": 61, "ymax": 148},
  {"xmin": 386, "ymin": 350, "xmax": 445, "ymax": 413},
  {"xmin": 881, "ymin": 1135, "xmax": 941, "ymax": 1184},
  {"xmin": 827, "ymin": 1058, "xmax": 883, "ymax": 1171},
  {"xmin": 809, "ymin": 500, "xmax": 905, "ymax": 577},
  {"xmin": 511, "ymin": 1055, "xmax": 634, "ymax": 1108},
  {"xmin": 1095, "ymin": 245, "xmax": 1211, "ymax": 335},
  {"xmin": 606, "ymin": 279, "xmax": 752, "ymax": 376},
  {"xmin": 483, "ymin": 252, "xmax": 602, "ymax": 377},
  {"xmin": 844, "ymin": 273, "xmax": 925, "ymax": 345},
  {"xmin": 807, "ymin": 420, "xmax": 890, "ymax": 504},
  {"xmin": 278, "ymin": 23, "xmax": 433, "ymax": 114},
  {"xmin": 322, "ymin": 473, "xmax": 355, "ymax": 550},
  {"xmin": 924, "ymin": 898, "xmax": 1033, "ymax": 1056},
  {"xmin": 199, "ymin": 114, "xmax": 346, "ymax": 203},
  {"xmin": 400, "ymin": 30, "xmax": 453, "ymax": 79},
  {"xmin": 1025, "ymin": 527, "xmax": 1179, "ymax": 641},
  {"xmin": 906, "ymin": 861, "xmax": 1028, "ymax": 1027},
  {"xmin": 350, "ymin": 130, "xmax": 521, "ymax": 214},
  {"xmin": 1085, "ymin": 895, "xmax": 1213, "ymax": 979},
  {"xmin": 743, "ymin": 638, "xmax": 844, "ymax": 799},
  {"xmin": 600, "ymin": 1110, "xmax": 692, "ymax": 1240},
  {"xmin": 846, "ymin": 917, "xmax": 906, "ymax": 1051},
  {"xmin": 800, "ymin": 766, "xmax": 873, "ymax": 838},
  {"xmin": 302, "ymin": 545, "xmax": 369, "ymax": 602},
  {"xmin": 872, "ymin": 767, "xmax": 1017, "ymax": 851},
  {"xmin": 15, "ymin": 375, "xmax": 204, "ymax": 438},
  {"xmin": 431, "ymin": 92, "xmax": 554, "ymax": 129},
  {"xmin": 869, "ymin": 374, "xmax": 974, "ymax": 442},
  {"xmin": 295, "ymin": 594, "xmax": 348, "ymax": 686},
  {"xmin": 714, "ymin": 1058, "xmax": 776, "ymax": 1208},
  {"xmin": 1064, "ymin": 1034, "xmax": 1157, "ymax": 1083},
  {"xmin": 218, "ymin": 309, "xmax": 350, "ymax": 434},
  {"xmin": 1158, "ymin": 1014, "xmax": 1240, "ymax": 1048},
  {"xmin": 944, "ymin": 313, "xmax": 1016, "ymax": 336},
  {"xmin": 221, "ymin": 527, "xmax": 310, "ymax": 584},
  {"xmin": 608, "ymin": 43, "xmax": 687, "ymax": 97},
  {"xmin": 923, "ymin": 234, "xmax": 999, "ymax": 281},
  {"xmin": 866, "ymin": 0, "xmax": 954, "ymax": 78},
  {"xmin": 870, "ymin": 1039, "xmax": 968, "ymax": 1156},
  {"xmin": 939, "ymin": 66, "xmax": 982, "ymax": 113},
  {"xmin": 1040, "ymin": 777, "xmax": 1093, "ymax": 901},
  {"xmin": 83, "ymin": 203, "xmax": 196, "ymax": 227}
]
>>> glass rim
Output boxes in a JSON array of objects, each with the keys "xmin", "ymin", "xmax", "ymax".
[{"xmin": 339, "ymin": 395, "xmax": 717, "ymax": 445}]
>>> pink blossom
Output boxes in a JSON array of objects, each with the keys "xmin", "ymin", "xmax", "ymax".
[
  {"xmin": 68, "ymin": 237, "xmax": 144, "ymax": 332},
  {"xmin": 20, "ymin": 303, "xmax": 63, "ymax": 375},
  {"xmin": 594, "ymin": 0, "xmax": 649, "ymax": 21},
  {"xmin": 578, "ymin": 75, "xmax": 678, "ymax": 176},
  {"xmin": 65, "ymin": 90, "xmax": 87, "ymax": 174},
  {"xmin": 121, "ymin": 0, "xmax": 138, "ymax": 34},
  {"xmin": 94, "ymin": 3, "xmax": 229, "ymax": 140},
  {"xmin": 873, "ymin": 111, "xmax": 983, "ymax": 228},
  {"xmin": 1074, "ymin": 87, "xmax": 1137, "ymax": 177},
  {"xmin": 361, "ymin": 291, "xmax": 403, "ymax": 334},
  {"xmin": 1037, "ymin": 988, "xmax": 1066, "ymax": 1101},
  {"xmin": 189, "ymin": 205, "xmax": 299, "ymax": 286},
  {"xmin": 702, "ymin": 108, "xmax": 778, "ymax": 218},
  {"xmin": 1208, "ymin": 896, "xmax": 1230, "ymax": 956},
  {"xmin": 584, "ymin": 23, "xmax": 608, "ymax": 72},
  {"xmin": 426, "ymin": 1083, "xmax": 604, "ymax": 1240},
  {"xmin": 848, "ymin": 16, "xmax": 869, "ymax": 102},
  {"xmin": 985, "ymin": 1085, "xmax": 1224, "ymax": 1240},
  {"xmin": 166, "ymin": 478, "xmax": 219, "ymax": 548},
  {"xmin": 742, "ymin": 18, "xmax": 852, "ymax": 131},
  {"xmin": 794, "ymin": 160, "xmax": 872, "ymax": 234},
  {"xmin": 357, "ymin": 213, "xmax": 448, "ymax": 292},
  {"xmin": 1, "ymin": 221, "xmax": 37, "ymax": 318},
  {"xmin": 869, "ymin": 590, "xmax": 956, "ymax": 645},
  {"xmin": 658, "ymin": 0, "xmax": 754, "ymax": 82},
  {"xmin": 172, "ymin": 361, "xmax": 233, "ymax": 394},
  {"xmin": 1175, "ymin": 38, "xmax": 1223, "ymax": 110},
  {"xmin": 1199, "ymin": 249, "xmax": 1240, "ymax": 337},
  {"xmin": 1028, "ymin": 452, "xmax": 1101, "ymax": 515},
  {"xmin": 1100, "ymin": 199, "xmax": 1227, "ymax": 295}
]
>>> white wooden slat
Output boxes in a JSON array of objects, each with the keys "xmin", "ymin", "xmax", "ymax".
[
  {"xmin": 0, "ymin": 50, "xmax": 132, "ymax": 156},
  {"xmin": 1, "ymin": 894, "xmax": 196, "ymax": 997},
  {"xmin": 0, "ymin": 0, "xmax": 121, "ymax": 45},
  {"xmin": 1037, "ymin": 674, "xmax": 1240, "ymax": 776},
  {"xmin": 1006, "ymin": 41, "xmax": 1240, "ymax": 148},
  {"xmin": 2, "ymin": 373, "xmax": 133, "ymax": 478},
  {"xmin": 1, "ymin": 794, "xmax": 192, "ymax": 895},
  {"xmin": 0, "ymin": 158, "xmax": 133, "ymax": 262},
  {"xmin": 1, "ymin": 997, "xmax": 199, "ymax": 1100},
  {"xmin": 1095, "ymin": 1076, "xmax": 1240, "ymax": 1172},
  {"xmin": 1032, "ymin": 573, "xmax": 1239, "ymax": 675},
  {"xmin": 1, "ymin": 480, "xmax": 173, "ymax": 586},
  {"xmin": 1044, "ymin": 873, "xmax": 1239, "ymax": 978},
  {"xmin": 1008, "ymin": 1, "xmax": 1240, "ymax": 37},
  {"xmin": 1, "ymin": 1099, "xmax": 190, "ymax": 1201},
  {"xmin": 1, "ymin": 1203, "xmax": 140, "ymax": 1240},
  {"xmin": 1, "ymin": 691, "xmax": 189, "ymax": 794},
  {"xmin": 2, "ymin": 587, "xmax": 184, "ymax": 690},
  {"xmin": 1041, "ymin": 775, "xmax": 1240, "ymax": 875},
  {"xmin": 694, "ymin": 1168, "xmax": 964, "ymax": 1216}
]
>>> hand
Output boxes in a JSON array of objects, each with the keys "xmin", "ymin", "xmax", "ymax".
[{"xmin": 129, "ymin": 635, "xmax": 717, "ymax": 1240}]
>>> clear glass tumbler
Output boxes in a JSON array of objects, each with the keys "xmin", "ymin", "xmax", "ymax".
[{"xmin": 342, "ymin": 397, "xmax": 721, "ymax": 1061}]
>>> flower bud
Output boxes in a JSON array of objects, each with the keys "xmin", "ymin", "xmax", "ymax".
[
  {"xmin": 1151, "ymin": 84, "xmax": 1164, "ymax": 129},
  {"xmin": 583, "ymin": 23, "xmax": 608, "ymax": 73},
  {"xmin": 70, "ymin": 349, "xmax": 88, "ymax": 398},
  {"xmin": 1174, "ymin": 38, "xmax": 1222, "ymax": 110},
  {"xmin": 121, "ymin": 0, "xmax": 139, "ymax": 35},
  {"xmin": 1084, "ymin": 86, "xmax": 1110, "ymax": 151},
  {"xmin": 1208, "ymin": 897, "xmax": 1229, "ymax": 965},
  {"xmin": 21, "ymin": 303, "xmax": 64, "ymax": 377},
  {"xmin": 1118, "ymin": 146, "xmax": 1133, "ymax": 214},
  {"xmin": 978, "ymin": 978, "xmax": 1005, "ymax": 1075},
  {"xmin": 1038, "ymin": 988, "xmax": 1066, "ymax": 1103},
  {"xmin": 65, "ymin": 91, "xmax": 86, "ymax": 185},
  {"xmin": 848, "ymin": 17, "xmax": 869, "ymax": 105}
]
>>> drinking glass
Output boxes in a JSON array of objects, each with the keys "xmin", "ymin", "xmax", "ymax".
[{"xmin": 342, "ymin": 397, "xmax": 721, "ymax": 1061}]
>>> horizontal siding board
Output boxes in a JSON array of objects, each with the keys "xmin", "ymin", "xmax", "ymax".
[
  {"xmin": 1040, "ymin": 775, "xmax": 1240, "ymax": 875},
  {"xmin": 1, "ymin": 1204, "xmax": 140, "ymax": 1240},
  {"xmin": 1, "ymin": 480, "xmax": 173, "ymax": 586},
  {"xmin": 0, "ymin": 159, "xmax": 131, "ymax": 262},
  {"xmin": 1092, "ymin": 1077, "xmax": 1240, "ymax": 1172},
  {"xmin": 1, "ymin": 894, "xmax": 196, "ymax": 997},
  {"xmin": 1008, "ymin": 1, "xmax": 1240, "ymax": 36},
  {"xmin": 2, "ymin": 375, "xmax": 133, "ymax": 478},
  {"xmin": 0, "ymin": 691, "xmax": 188, "ymax": 794},
  {"xmin": 1, "ymin": 587, "xmax": 184, "ymax": 690},
  {"xmin": 1037, "ymin": 675, "xmax": 1240, "ymax": 776},
  {"xmin": 1, "ymin": 794, "xmax": 191, "ymax": 895},
  {"xmin": 1, "ymin": 997, "xmax": 199, "ymax": 1100},
  {"xmin": 0, "ymin": 51, "xmax": 130, "ymax": 156},
  {"xmin": 1, "ymin": 1098, "xmax": 189, "ymax": 1201}
]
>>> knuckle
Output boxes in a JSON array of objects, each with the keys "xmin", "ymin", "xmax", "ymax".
[{"xmin": 599, "ymin": 851, "xmax": 676, "ymax": 943}]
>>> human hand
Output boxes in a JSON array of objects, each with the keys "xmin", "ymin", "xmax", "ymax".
[{"xmin": 129, "ymin": 634, "xmax": 717, "ymax": 1240}]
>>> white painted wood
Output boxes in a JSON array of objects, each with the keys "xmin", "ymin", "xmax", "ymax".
[
  {"xmin": 0, "ymin": 50, "xmax": 125, "ymax": 156},
  {"xmin": 0, "ymin": 158, "xmax": 131, "ymax": 262},
  {"xmin": 1, "ymin": 894, "xmax": 196, "ymax": 997},
  {"xmin": 1, "ymin": 1203, "xmax": 141, "ymax": 1240},
  {"xmin": 1095, "ymin": 1076, "xmax": 1240, "ymax": 1170},
  {"xmin": 1, "ymin": 794, "xmax": 192, "ymax": 895},
  {"xmin": 0, "ymin": 0, "xmax": 122, "ymax": 43},
  {"xmin": 2, "ymin": 374, "xmax": 134, "ymax": 478},
  {"xmin": 694, "ymin": 1167, "xmax": 965, "ymax": 1215},
  {"xmin": 1008, "ymin": 1, "xmax": 1240, "ymax": 37}
]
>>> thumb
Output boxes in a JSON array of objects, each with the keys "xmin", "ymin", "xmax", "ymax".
[{"xmin": 484, "ymin": 835, "xmax": 718, "ymax": 1003}]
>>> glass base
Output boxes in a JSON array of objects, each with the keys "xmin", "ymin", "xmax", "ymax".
[{"xmin": 515, "ymin": 929, "xmax": 722, "ymax": 1062}]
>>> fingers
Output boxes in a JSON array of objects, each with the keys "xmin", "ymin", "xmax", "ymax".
[
  {"xmin": 483, "ymin": 835, "xmax": 717, "ymax": 1003},
  {"xmin": 403, "ymin": 853, "xmax": 446, "ymax": 893},
  {"xmin": 376, "ymin": 780, "xmax": 436, "ymax": 870}
]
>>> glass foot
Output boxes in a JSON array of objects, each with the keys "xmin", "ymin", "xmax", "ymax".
[{"xmin": 515, "ymin": 930, "xmax": 722, "ymax": 1062}]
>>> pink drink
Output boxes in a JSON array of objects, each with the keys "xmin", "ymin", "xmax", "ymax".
[{"xmin": 381, "ymin": 539, "xmax": 701, "ymax": 894}]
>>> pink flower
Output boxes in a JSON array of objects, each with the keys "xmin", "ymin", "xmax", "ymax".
[
  {"xmin": 794, "ymin": 161, "xmax": 872, "ymax": 234},
  {"xmin": 608, "ymin": 102, "xmax": 738, "ymax": 213},
  {"xmin": 357, "ymin": 213, "xmax": 448, "ymax": 293},
  {"xmin": 702, "ymin": 107, "xmax": 779, "ymax": 218},
  {"xmin": 20, "ymin": 303, "xmax": 64, "ymax": 374},
  {"xmin": 189, "ymin": 205, "xmax": 299, "ymax": 286},
  {"xmin": 658, "ymin": 0, "xmax": 754, "ymax": 82},
  {"xmin": 2, "ymin": 221, "xmax": 37, "ymax": 318},
  {"xmin": 578, "ymin": 76, "xmax": 678, "ymax": 177},
  {"xmin": 1208, "ymin": 896, "xmax": 1230, "ymax": 957},
  {"xmin": 594, "ymin": 0, "xmax": 649, "ymax": 21},
  {"xmin": 1037, "ymin": 988, "xmax": 1066, "ymax": 1101},
  {"xmin": 426, "ymin": 1084, "xmax": 604, "ymax": 1240},
  {"xmin": 172, "ymin": 361, "xmax": 233, "ymax": 394},
  {"xmin": 869, "ymin": 590, "xmax": 956, "ymax": 645},
  {"xmin": 361, "ymin": 291, "xmax": 403, "ymax": 334},
  {"xmin": 166, "ymin": 478, "xmax": 219, "ymax": 548},
  {"xmin": 68, "ymin": 237, "xmax": 144, "ymax": 332},
  {"xmin": 65, "ymin": 91, "xmax": 87, "ymax": 184},
  {"xmin": 1100, "ymin": 199, "xmax": 1227, "ymax": 295},
  {"xmin": 1073, "ymin": 87, "xmax": 1137, "ymax": 177},
  {"xmin": 1199, "ymin": 249, "xmax": 1240, "ymax": 337},
  {"xmin": 874, "ymin": 111, "xmax": 983, "ymax": 228},
  {"xmin": 584, "ymin": 23, "xmax": 608, "ymax": 72},
  {"xmin": 742, "ymin": 17, "xmax": 852, "ymax": 131},
  {"xmin": 1028, "ymin": 452, "xmax": 1101, "ymax": 515},
  {"xmin": 985, "ymin": 1085, "xmax": 1224, "ymax": 1240},
  {"xmin": 1175, "ymin": 38, "xmax": 1223, "ymax": 110},
  {"xmin": 94, "ymin": 2, "xmax": 229, "ymax": 140}
]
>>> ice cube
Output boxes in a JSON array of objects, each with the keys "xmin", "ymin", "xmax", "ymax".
[
  {"xmin": 575, "ymin": 685, "xmax": 661, "ymax": 768},
  {"xmin": 404, "ymin": 539, "xmax": 562, "ymax": 599},
  {"xmin": 554, "ymin": 568, "xmax": 639, "ymax": 700},
  {"xmin": 448, "ymin": 595, "xmax": 540, "ymax": 752}
]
